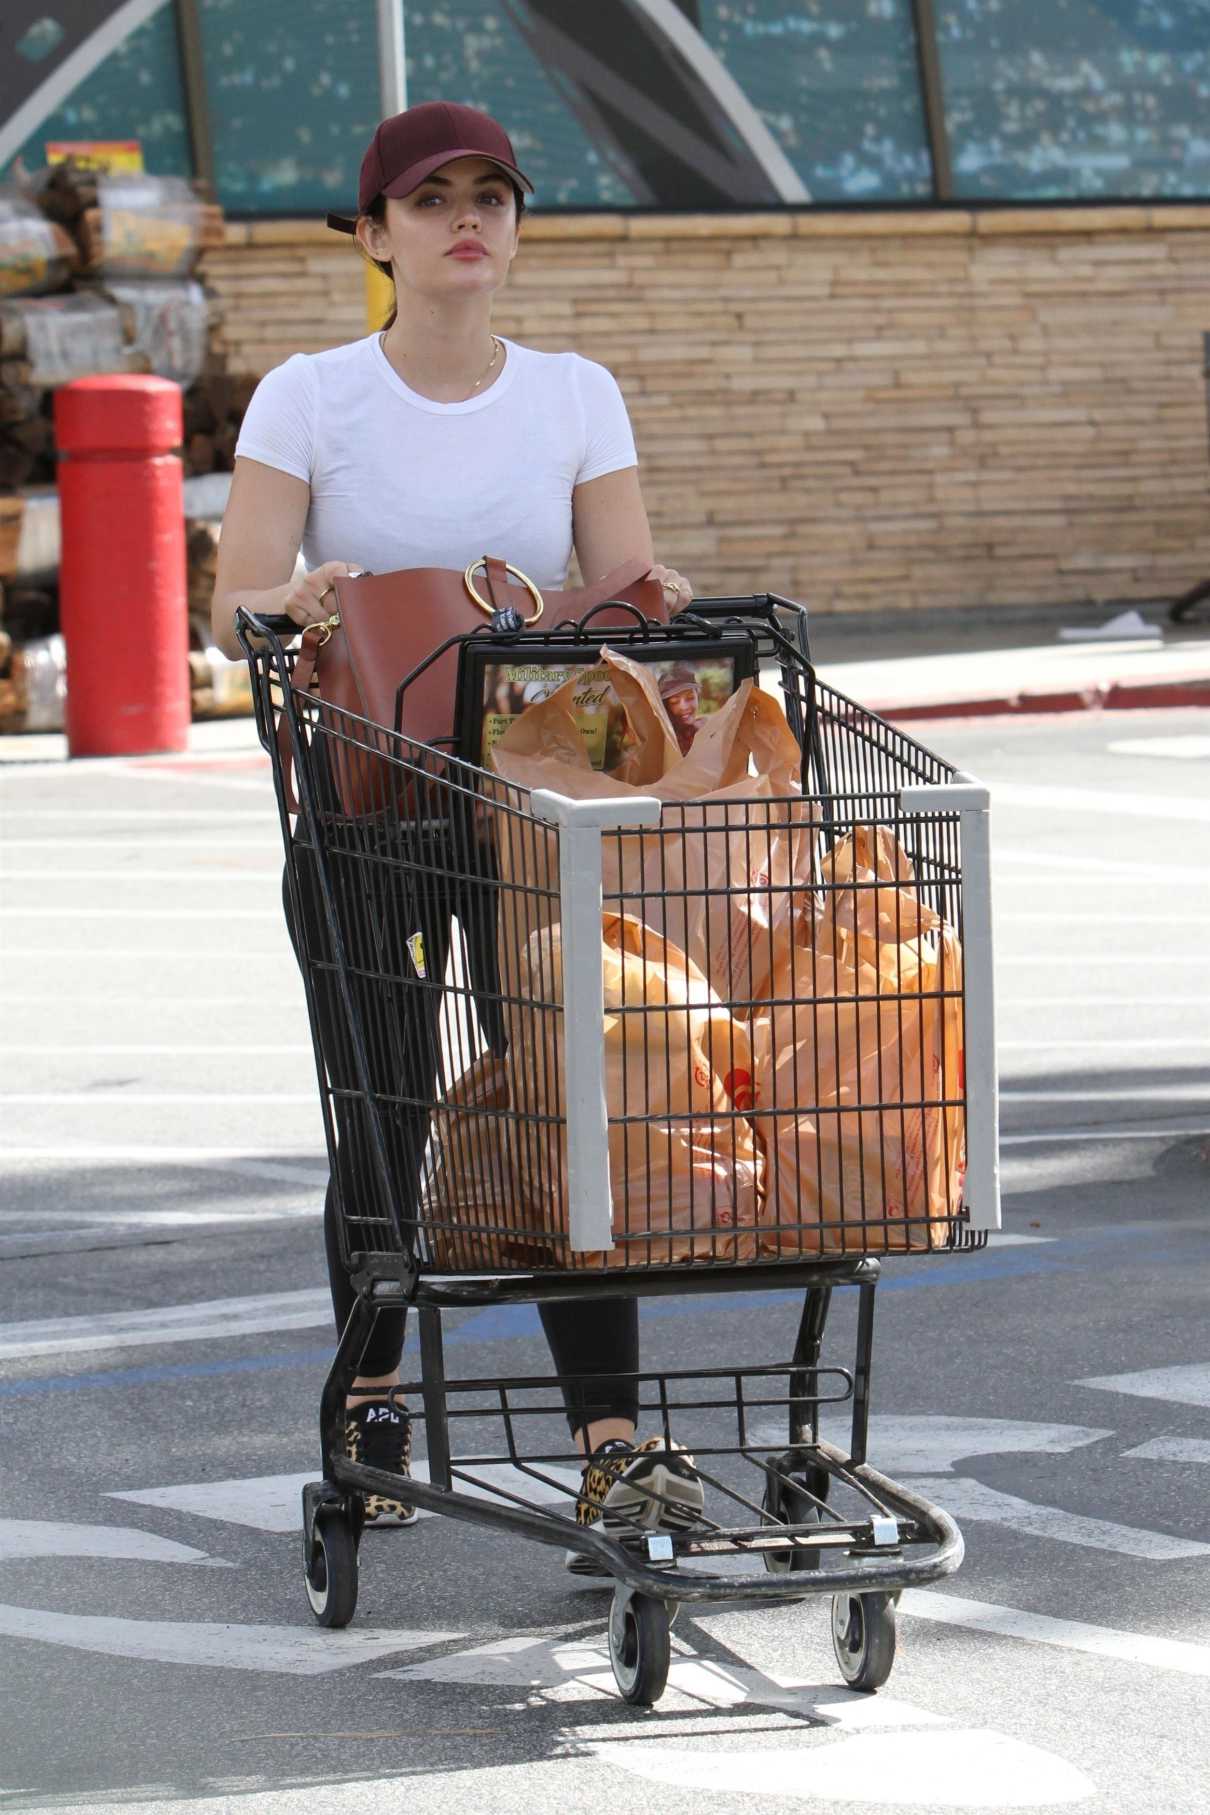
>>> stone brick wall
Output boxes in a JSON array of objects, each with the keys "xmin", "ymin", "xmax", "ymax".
[{"xmin": 201, "ymin": 207, "xmax": 1210, "ymax": 614}]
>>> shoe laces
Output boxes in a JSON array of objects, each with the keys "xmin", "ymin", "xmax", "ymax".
[{"xmin": 348, "ymin": 1400, "xmax": 411, "ymax": 1472}]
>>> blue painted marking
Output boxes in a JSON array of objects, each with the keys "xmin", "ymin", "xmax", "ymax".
[{"xmin": 0, "ymin": 1250, "xmax": 1069, "ymax": 1399}]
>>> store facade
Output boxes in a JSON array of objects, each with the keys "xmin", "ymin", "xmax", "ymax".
[{"xmin": 5, "ymin": 1, "xmax": 1210, "ymax": 611}]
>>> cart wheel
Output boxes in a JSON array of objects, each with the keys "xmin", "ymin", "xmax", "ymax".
[
  {"xmin": 608, "ymin": 1586, "xmax": 671, "ymax": 1706},
  {"xmin": 762, "ymin": 1456, "xmax": 828, "ymax": 1575},
  {"xmin": 304, "ymin": 1509, "xmax": 359, "ymax": 1629},
  {"xmin": 831, "ymin": 1591, "xmax": 896, "ymax": 1692}
]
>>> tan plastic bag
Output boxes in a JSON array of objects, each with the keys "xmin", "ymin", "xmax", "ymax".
[
  {"xmin": 753, "ymin": 825, "xmax": 965, "ymax": 1255},
  {"xmin": 491, "ymin": 647, "xmax": 815, "ymax": 1014},
  {"xmin": 507, "ymin": 911, "xmax": 762, "ymax": 1268},
  {"xmin": 422, "ymin": 1051, "xmax": 558, "ymax": 1272}
]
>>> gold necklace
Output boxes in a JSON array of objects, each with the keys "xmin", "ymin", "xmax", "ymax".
[
  {"xmin": 380, "ymin": 332, "xmax": 502, "ymax": 395},
  {"xmin": 470, "ymin": 335, "xmax": 503, "ymax": 392}
]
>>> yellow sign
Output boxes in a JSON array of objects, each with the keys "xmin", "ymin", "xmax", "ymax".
[{"xmin": 46, "ymin": 139, "xmax": 144, "ymax": 172}]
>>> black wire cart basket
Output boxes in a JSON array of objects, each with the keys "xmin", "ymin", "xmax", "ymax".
[{"xmin": 237, "ymin": 586, "xmax": 1000, "ymax": 1707}]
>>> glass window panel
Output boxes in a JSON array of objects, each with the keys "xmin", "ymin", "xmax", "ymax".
[
  {"xmin": 405, "ymin": 5, "xmax": 638, "ymax": 206},
  {"xmin": 939, "ymin": 0, "xmax": 1210, "ymax": 200},
  {"xmin": 197, "ymin": 0, "xmax": 382, "ymax": 215},
  {"xmin": 195, "ymin": 0, "xmax": 634, "ymax": 215},
  {"xmin": 697, "ymin": 0, "xmax": 934, "ymax": 202},
  {"xmin": 1, "ymin": 4, "xmax": 192, "ymax": 184}
]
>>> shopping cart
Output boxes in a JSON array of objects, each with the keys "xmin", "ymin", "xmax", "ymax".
[{"xmin": 237, "ymin": 592, "xmax": 999, "ymax": 1706}]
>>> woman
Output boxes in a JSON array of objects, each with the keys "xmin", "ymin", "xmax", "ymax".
[{"xmin": 212, "ymin": 101, "xmax": 701, "ymax": 1564}]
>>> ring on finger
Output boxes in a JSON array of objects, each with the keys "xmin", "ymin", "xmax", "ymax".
[{"xmin": 317, "ymin": 583, "xmax": 336, "ymax": 606}]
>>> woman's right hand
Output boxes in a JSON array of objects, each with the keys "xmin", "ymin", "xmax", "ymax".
[{"xmin": 281, "ymin": 560, "xmax": 359, "ymax": 632}]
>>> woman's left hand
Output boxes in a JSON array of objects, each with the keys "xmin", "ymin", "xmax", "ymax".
[{"xmin": 647, "ymin": 563, "xmax": 694, "ymax": 610}]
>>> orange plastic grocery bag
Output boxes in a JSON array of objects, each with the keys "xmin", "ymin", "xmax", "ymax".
[
  {"xmin": 422, "ymin": 1052, "xmax": 558, "ymax": 1272},
  {"xmin": 507, "ymin": 911, "xmax": 762, "ymax": 1268},
  {"xmin": 491, "ymin": 647, "xmax": 815, "ymax": 1014},
  {"xmin": 753, "ymin": 825, "xmax": 965, "ymax": 1255}
]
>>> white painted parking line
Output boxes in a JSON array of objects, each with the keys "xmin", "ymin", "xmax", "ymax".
[
  {"xmin": 0, "ymin": 1148, "xmax": 324, "ymax": 1178},
  {"xmin": 993, "ymin": 852, "xmax": 1210, "ymax": 882},
  {"xmin": 123, "ymin": 750, "xmax": 268, "ymax": 766},
  {"xmin": 1, "ymin": 1092, "xmax": 316, "ymax": 1106},
  {"xmin": 991, "ymin": 782, "xmax": 1210, "ymax": 823},
  {"xmin": 109, "ymin": 1472, "xmax": 317, "ymax": 1534},
  {"xmin": 997, "ymin": 956, "xmax": 1210, "ymax": 967},
  {"xmin": 908, "ymin": 1475, "xmax": 1210, "ymax": 1560},
  {"xmin": 1001, "ymin": 997, "xmax": 1199, "ymax": 1008},
  {"xmin": 0, "ymin": 911, "xmax": 283, "ymax": 922},
  {"xmin": 592, "ymin": 1730, "xmax": 1094, "ymax": 1806},
  {"xmin": 0, "ymin": 946, "xmax": 290, "ymax": 958},
  {"xmin": 902, "ymin": 1589, "xmax": 1210, "ymax": 1680},
  {"xmin": 0, "ymin": 1606, "xmax": 459, "ymax": 1676},
  {"xmin": 102, "ymin": 767, "xmax": 272, "ymax": 796},
  {"xmin": 0, "ymin": 1520, "xmax": 223, "ymax": 1567},
  {"xmin": 1, "ymin": 996, "xmax": 271, "ymax": 1007},
  {"xmin": 1078, "ymin": 1362, "xmax": 1210, "ymax": 1409},
  {"xmin": 4, "ymin": 1045, "xmax": 307, "ymax": 1057},
  {"xmin": 763, "ymin": 1415, "xmax": 1112, "ymax": 1478},
  {"xmin": 1122, "ymin": 1438, "xmax": 1210, "ymax": 1464},
  {"xmin": 1000, "ymin": 1039, "xmax": 1210, "ymax": 1051},
  {"xmin": 1, "ymin": 870, "xmax": 279, "ymax": 882},
  {"xmin": 0, "ymin": 809, "xmax": 275, "ymax": 821},
  {"xmin": 109, "ymin": 1460, "xmax": 584, "ymax": 1532},
  {"xmin": 1000, "ymin": 914, "xmax": 1207, "ymax": 927},
  {"xmin": 1002, "ymin": 1085, "xmax": 1210, "ymax": 1104},
  {"xmin": 1, "ymin": 837, "xmax": 276, "ymax": 850},
  {"xmin": 0, "ymin": 1288, "xmax": 330, "ymax": 1361},
  {"xmin": 383, "ymin": 1629, "xmax": 942, "ymax": 1724},
  {"xmin": 1107, "ymin": 735, "xmax": 1210, "ymax": 759},
  {"xmin": 1002, "ymin": 1126, "xmax": 1210, "ymax": 1145}
]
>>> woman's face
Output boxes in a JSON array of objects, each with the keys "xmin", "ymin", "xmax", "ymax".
[{"xmin": 360, "ymin": 156, "xmax": 520, "ymax": 301}]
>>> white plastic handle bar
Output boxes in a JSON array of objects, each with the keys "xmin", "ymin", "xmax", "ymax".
[
  {"xmin": 898, "ymin": 773, "xmax": 1001, "ymax": 1232},
  {"xmin": 529, "ymin": 790, "xmax": 663, "ymax": 1251}
]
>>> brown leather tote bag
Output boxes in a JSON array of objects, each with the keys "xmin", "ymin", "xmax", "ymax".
[{"xmin": 280, "ymin": 554, "xmax": 666, "ymax": 817}]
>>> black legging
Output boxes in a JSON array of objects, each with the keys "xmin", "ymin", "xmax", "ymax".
[{"xmin": 284, "ymin": 813, "xmax": 638, "ymax": 1437}]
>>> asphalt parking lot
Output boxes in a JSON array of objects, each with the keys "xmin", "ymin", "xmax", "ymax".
[{"xmin": 0, "ymin": 703, "xmax": 1208, "ymax": 1815}]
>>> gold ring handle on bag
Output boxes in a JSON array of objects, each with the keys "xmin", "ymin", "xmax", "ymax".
[
  {"xmin": 464, "ymin": 558, "xmax": 544, "ymax": 624},
  {"xmin": 310, "ymin": 568, "xmax": 367, "ymax": 644}
]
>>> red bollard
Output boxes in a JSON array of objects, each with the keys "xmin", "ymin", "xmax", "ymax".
[{"xmin": 55, "ymin": 375, "xmax": 190, "ymax": 756}]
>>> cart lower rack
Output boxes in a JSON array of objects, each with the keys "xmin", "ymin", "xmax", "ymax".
[{"xmin": 238, "ymin": 593, "xmax": 998, "ymax": 1706}]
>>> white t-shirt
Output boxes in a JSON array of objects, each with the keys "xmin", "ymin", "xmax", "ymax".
[{"xmin": 234, "ymin": 334, "xmax": 638, "ymax": 587}]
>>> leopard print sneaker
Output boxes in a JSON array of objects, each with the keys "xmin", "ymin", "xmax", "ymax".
[
  {"xmin": 344, "ymin": 1399, "xmax": 419, "ymax": 1527},
  {"xmin": 565, "ymin": 1435, "xmax": 704, "ymax": 1576}
]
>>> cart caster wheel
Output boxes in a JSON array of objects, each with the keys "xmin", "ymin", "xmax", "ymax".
[
  {"xmin": 762, "ymin": 1454, "xmax": 828, "ymax": 1576},
  {"xmin": 304, "ymin": 1510, "xmax": 359, "ymax": 1629},
  {"xmin": 608, "ymin": 1586, "xmax": 671, "ymax": 1706},
  {"xmin": 831, "ymin": 1591, "xmax": 896, "ymax": 1692}
]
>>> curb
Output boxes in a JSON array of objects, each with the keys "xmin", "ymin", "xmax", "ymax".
[{"xmin": 875, "ymin": 676, "xmax": 1210, "ymax": 724}]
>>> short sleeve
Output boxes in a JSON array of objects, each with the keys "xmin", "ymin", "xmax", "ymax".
[
  {"xmin": 573, "ymin": 357, "xmax": 638, "ymax": 485},
  {"xmin": 234, "ymin": 354, "xmax": 315, "ymax": 483}
]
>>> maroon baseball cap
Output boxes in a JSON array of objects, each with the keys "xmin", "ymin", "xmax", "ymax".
[{"xmin": 326, "ymin": 101, "xmax": 533, "ymax": 232}]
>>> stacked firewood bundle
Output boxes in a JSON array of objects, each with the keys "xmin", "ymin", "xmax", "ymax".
[
  {"xmin": 35, "ymin": 163, "xmax": 225, "ymax": 276},
  {"xmin": 0, "ymin": 164, "xmax": 245, "ymax": 486},
  {"xmin": 0, "ymin": 358, "xmax": 55, "ymax": 490},
  {"xmin": 182, "ymin": 370, "xmax": 259, "ymax": 479},
  {"xmin": 0, "ymin": 164, "xmax": 262, "ymax": 729},
  {"xmin": 0, "ymin": 191, "xmax": 78, "ymax": 295}
]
